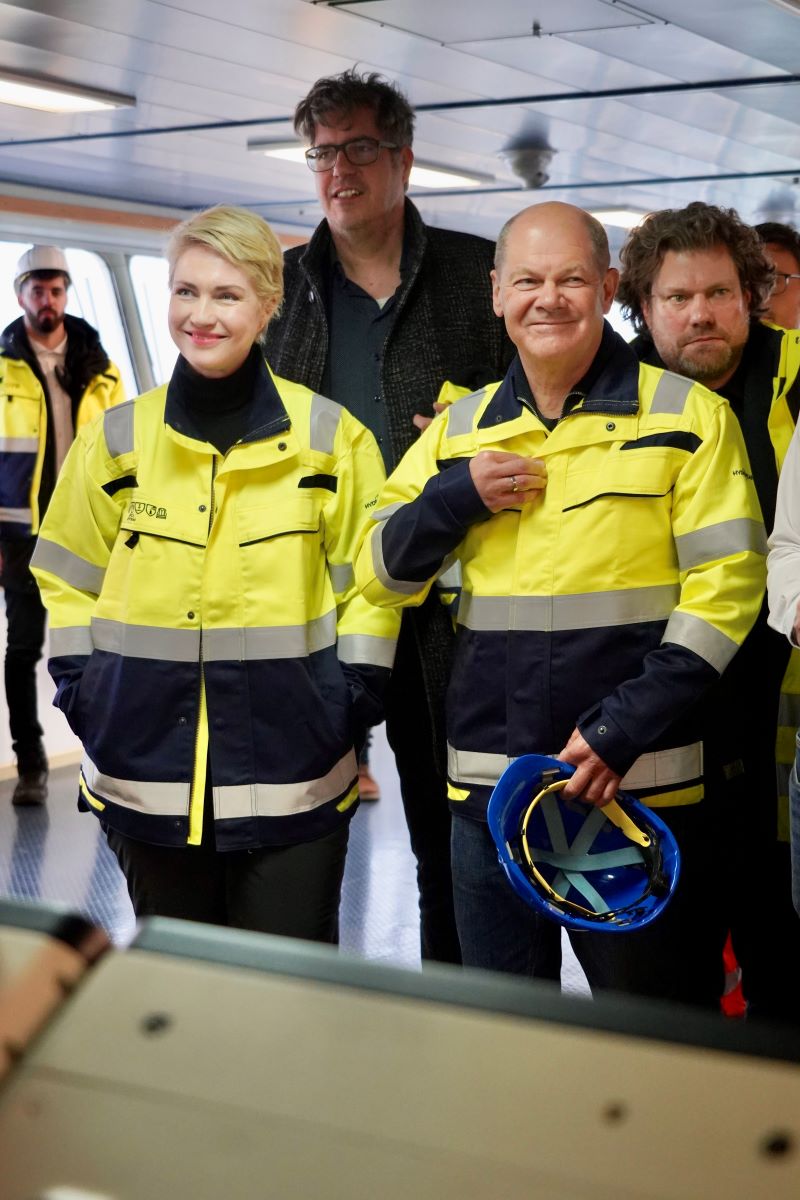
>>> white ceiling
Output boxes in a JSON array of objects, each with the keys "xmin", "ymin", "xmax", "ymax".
[{"xmin": 1, "ymin": 0, "xmax": 799, "ymax": 250}]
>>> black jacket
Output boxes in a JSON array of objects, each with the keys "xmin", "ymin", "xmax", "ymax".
[{"xmin": 264, "ymin": 200, "xmax": 514, "ymax": 764}]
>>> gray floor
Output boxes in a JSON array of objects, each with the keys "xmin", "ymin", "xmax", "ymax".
[{"xmin": 0, "ymin": 723, "xmax": 590, "ymax": 993}]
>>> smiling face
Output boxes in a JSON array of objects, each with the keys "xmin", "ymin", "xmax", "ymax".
[
  {"xmin": 18, "ymin": 273, "xmax": 68, "ymax": 338},
  {"xmin": 310, "ymin": 106, "xmax": 412, "ymax": 240},
  {"xmin": 491, "ymin": 204, "xmax": 617, "ymax": 376},
  {"xmin": 168, "ymin": 244, "xmax": 274, "ymax": 378},
  {"xmin": 642, "ymin": 244, "xmax": 751, "ymax": 390}
]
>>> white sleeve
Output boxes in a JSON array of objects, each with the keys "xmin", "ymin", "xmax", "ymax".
[{"xmin": 767, "ymin": 419, "xmax": 800, "ymax": 645}]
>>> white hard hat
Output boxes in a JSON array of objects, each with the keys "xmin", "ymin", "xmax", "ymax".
[{"xmin": 14, "ymin": 245, "xmax": 71, "ymax": 294}]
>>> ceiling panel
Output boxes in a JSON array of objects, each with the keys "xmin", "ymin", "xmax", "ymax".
[{"xmin": 0, "ymin": 0, "xmax": 797, "ymax": 243}]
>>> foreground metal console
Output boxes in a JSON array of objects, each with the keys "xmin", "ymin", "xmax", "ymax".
[{"xmin": 1, "ymin": 897, "xmax": 799, "ymax": 1199}]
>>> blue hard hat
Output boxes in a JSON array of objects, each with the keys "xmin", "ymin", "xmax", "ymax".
[{"xmin": 487, "ymin": 754, "xmax": 681, "ymax": 933}]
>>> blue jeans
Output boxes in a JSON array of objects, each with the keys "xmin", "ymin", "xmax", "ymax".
[
  {"xmin": 450, "ymin": 813, "xmax": 561, "ymax": 979},
  {"xmin": 791, "ymin": 732, "xmax": 800, "ymax": 917}
]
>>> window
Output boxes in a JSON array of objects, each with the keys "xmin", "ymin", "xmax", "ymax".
[
  {"xmin": 0, "ymin": 240, "xmax": 137, "ymax": 397},
  {"xmin": 129, "ymin": 253, "xmax": 175, "ymax": 386}
]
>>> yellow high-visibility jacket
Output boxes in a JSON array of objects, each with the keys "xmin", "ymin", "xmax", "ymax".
[
  {"xmin": 355, "ymin": 325, "xmax": 766, "ymax": 821},
  {"xmin": 0, "ymin": 316, "xmax": 124, "ymax": 538},
  {"xmin": 32, "ymin": 360, "xmax": 399, "ymax": 850}
]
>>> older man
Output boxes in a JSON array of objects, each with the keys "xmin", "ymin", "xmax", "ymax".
[
  {"xmin": 355, "ymin": 202, "xmax": 765, "ymax": 1006},
  {"xmin": 264, "ymin": 69, "xmax": 512, "ymax": 966},
  {"xmin": 618, "ymin": 201, "xmax": 800, "ymax": 1021}
]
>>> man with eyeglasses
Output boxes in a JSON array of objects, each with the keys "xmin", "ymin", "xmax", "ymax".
[
  {"xmin": 618, "ymin": 201, "xmax": 800, "ymax": 1023},
  {"xmin": 264, "ymin": 68, "xmax": 512, "ymax": 967},
  {"xmin": 755, "ymin": 221, "xmax": 800, "ymax": 332}
]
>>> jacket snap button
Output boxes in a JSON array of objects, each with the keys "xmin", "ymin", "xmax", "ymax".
[
  {"xmin": 187, "ymin": 611, "xmax": 195, "ymax": 620},
  {"xmin": 198, "ymin": 504, "xmax": 206, "ymax": 512},
  {"xmin": 277, "ymin": 441, "xmax": 287, "ymax": 451},
  {"xmin": 606, "ymin": 422, "xmax": 615, "ymax": 432},
  {"xmin": 598, "ymin": 724, "xmax": 607, "ymax": 734},
  {"xmin": 177, "ymin": 716, "xmax": 187, "ymax": 726}
]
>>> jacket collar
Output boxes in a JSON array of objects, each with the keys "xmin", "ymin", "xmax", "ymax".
[
  {"xmin": 299, "ymin": 197, "xmax": 428, "ymax": 300},
  {"xmin": 479, "ymin": 320, "xmax": 640, "ymax": 428},
  {"xmin": 165, "ymin": 352, "xmax": 290, "ymax": 447}
]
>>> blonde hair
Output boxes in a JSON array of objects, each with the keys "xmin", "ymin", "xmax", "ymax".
[{"xmin": 166, "ymin": 205, "xmax": 284, "ymax": 330}]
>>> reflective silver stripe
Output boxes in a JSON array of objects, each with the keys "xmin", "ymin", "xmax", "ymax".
[
  {"xmin": 620, "ymin": 742, "xmax": 703, "ymax": 790},
  {"xmin": 436, "ymin": 556, "xmax": 462, "ymax": 589},
  {"xmin": 0, "ymin": 437, "xmax": 38, "ymax": 453},
  {"xmin": 309, "ymin": 393, "xmax": 341, "ymax": 455},
  {"xmin": 215, "ymin": 749, "xmax": 357, "ymax": 819},
  {"xmin": 662, "ymin": 610, "xmax": 739, "ymax": 672},
  {"xmin": 448, "ymin": 742, "xmax": 704, "ymax": 792},
  {"xmin": 372, "ymin": 523, "xmax": 430, "ymax": 596},
  {"xmin": 675, "ymin": 518, "xmax": 767, "ymax": 571},
  {"xmin": 82, "ymin": 754, "xmax": 190, "ymax": 816},
  {"xmin": 779, "ymin": 693, "xmax": 800, "ymax": 728},
  {"xmin": 448, "ymin": 744, "xmax": 510, "ymax": 787},
  {"xmin": 650, "ymin": 371, "xmax": 693, "ymax": 415},
  {"xmin": 103, "ymin": 400, "xmax": 135, "ymax": 457},
  {"xmin": 204, "ymin": 612, "xmax": 336, "ymax": 660},
  {"xmin": 446, "ymin": 389, "xmax": 486, "ymax": 438},
  {"xmin": 32, "ymin": 537, "xmax": 106, "ymax": 595},
  {"xmin": 458, "ymin": 584, "xmax": 679, "ymax": 632},
  {"xmin": 0, "ymin": 506, "xmax": 31, "ymax": 524},
  {"xmin": 329, "ymin": 562, "xmax": 353, "ymax": 593},
  {"xmin": 373, "ymin": 501, "xmax": 404, "ymax": 522},
  {"xmin": 92, "ymin": 617, "xmax": 200, "ymax": 661},
  {"xmin": 49, "ymin": 625, "xmax": 94, "ymax": 657},
  {"xmin": 337, "ymin": 633, "xmax": 396, "ymax": 669}
]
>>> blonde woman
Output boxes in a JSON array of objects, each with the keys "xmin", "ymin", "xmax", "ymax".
[{"xmin": 32, "ymin": 205, "xmax": 398, "ymax": 939}]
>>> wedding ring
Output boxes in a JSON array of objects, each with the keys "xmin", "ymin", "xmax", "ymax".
[{"xmin": 511, "ymin": 475, "xmax": 518, "ymax": 494}]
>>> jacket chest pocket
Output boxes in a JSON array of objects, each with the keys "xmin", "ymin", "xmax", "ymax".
[
  {"xmin": 562, "ymin": 451, "xmax": 676, "ymax": 512},
  {"xmin": 560, "ymin": 452, "xmax": 678, "ymax": 585},
  {"xmin": 236, "ymin": 497, "xmax": 325, "ymax": 618}
]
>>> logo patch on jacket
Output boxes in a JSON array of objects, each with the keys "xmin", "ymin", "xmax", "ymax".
[{"xmin": 127, "ymin": 501, "xmax": 167, "ymax": 520}]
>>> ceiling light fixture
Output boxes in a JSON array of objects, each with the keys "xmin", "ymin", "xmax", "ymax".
[
  {"xmin": 0, "ymin": 68, "xmax": 135, "ymax": 113},
  {"xmin": 590, "ymin": 209, "xmax": 649, "ymax": 230},
  {"xmin": 248, "ymin": 139, "xmax": 492, "ymax": 189}
]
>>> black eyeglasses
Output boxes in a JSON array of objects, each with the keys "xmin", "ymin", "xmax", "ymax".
[
  {"xmin": 773, "ymin": 271, "xmax": 800, "ymax": 295},
  {"xmin": 304, "ymin": 136, "xmax": 399, "ymax": 172}
]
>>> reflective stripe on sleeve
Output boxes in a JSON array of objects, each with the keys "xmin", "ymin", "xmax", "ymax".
[
  {"xmin": 445, "ymin": 389, "xmax": 486, "ymax": 437},
  {"xmin": 662, "ymin": 610, "xmax": 739, "ymax": 672},
  {"xmin": 32, "ymin": 537, "xmax": 106, "ymax": 595},
  {"xmin": 337, "ymin": 632, "xmax": 396, "ymax": 668},
  {"xmin": 779, "ymin": 693, "xmax": 800, "ymax": 728},
  {"xmin": 674, "ymin": 518, "xmax": 767, "ymax": 571},
  {"xmin": 309, "ymin": 393, "xmax": 341, "ymax": 455},
  {"xmin": 650, "ymin": 372, "xmax": 693, "ymax": 415},
  {"xmin": 372, "ymin": 523, "xmax": 431, "ymax": 595},
  {"xmin": 215, "ymin": 749, "xmax": 357, "ymax": 819},
  {"xmin": 328, "ymin": 562, "xmax": 354, "ymax": 593},
  {"xmin": 458, "ymin": 583, "xmax": 680, "ymax": 632},
  {"xmin": 0, "ymin": 437, "xmax": 38, "ymax": 453},
  {"xmin": 103, "ymin": 401, "xmax": 135, "ymax": 457}
]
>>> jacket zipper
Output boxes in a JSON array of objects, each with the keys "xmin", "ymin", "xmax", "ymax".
[{"xmin": 187, "ymin": 455, "xmax": 217, "ymax": 844}]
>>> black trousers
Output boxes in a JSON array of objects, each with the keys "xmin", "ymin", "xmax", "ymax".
[
  {"xmin": 384, "ymin": 618, "xmax": 462, "ymax": 965},
  {"xmin": 105, "ymin": 797, "xmax": 350, "ymax": 943},
  {"xmin": 1, "ymin": 537, "xmax": 46, "ymax": 769}
]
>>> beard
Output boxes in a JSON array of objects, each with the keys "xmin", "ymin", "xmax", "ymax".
[
  {"xmin": 671, "ymin": 335, "xmax": 745, "ymax": 386},
  {"xmin": 30, "ymin": 309, "xmax": 63, "ymax": 336}
]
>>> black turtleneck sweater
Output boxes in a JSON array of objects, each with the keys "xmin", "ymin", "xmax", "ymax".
[{"xmin": 168, "ymin": 344, "xmax": 261, "ymax": 456}]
